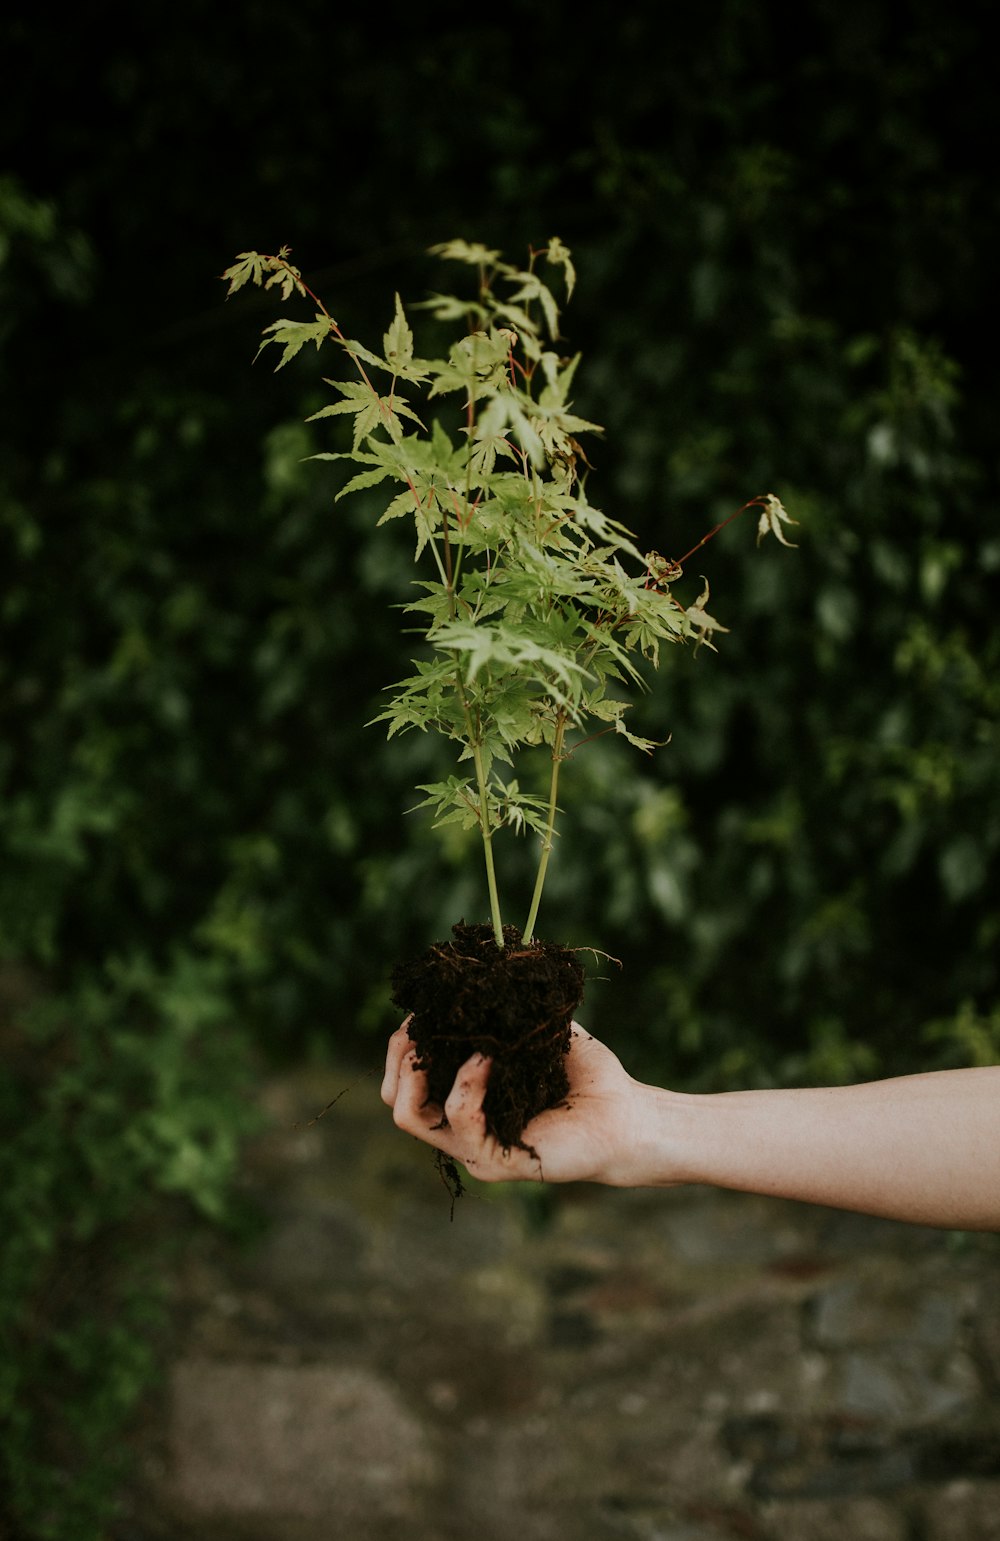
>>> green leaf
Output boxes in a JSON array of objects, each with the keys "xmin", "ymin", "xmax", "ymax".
[
  {"xmin": 307, "ymin": 379, "xmax": 423, "ymax": 450},
  {"xmin": 256, "ymin": 316, "xmax": 330, "ymax": 369},
  {"xmin": 505, "ymin": 269, "xmax": 562, "ymax": 340},
  {"xmin": 221, "ymin": 251, "xmax": 270, "ymax": 295},
  {"xmin": 684, "ymin": 577, "xmax": 730, "ymax": 652},
  {"xmin": 428, "ymin": 239, "xmax": 505, "ymax": 268},
  {"xmin": 569, "ymin": 499, "xmax": 645, "ymax": 564},
  {"xmin": 409, "ymin": 777, "xmax": 481, "ymax": 830},
  {"xmin": 222, "ymin": 246, "xmax": 305, "ymax": 298},
  {"xmin": 431, "ymin": 618, "xmax": 590, "ymax": 697},
  {"xmin": 491, "ymin": 301, "xmax": 540, "ymax": 339},
  {"xmin": 376, "ymin": 487, "xmax": 420, "ymax": 524},
  {"xmin": 756, "ymin": 493, "xmax": 799, "ymax": 548},
  {"xmin": 495, "ymin": 780, "xmax": 552, "ymax": 836},
  {"xmin": 332, "ymin": 335, "xmax": 394, "ymax": 373},
  {"xmin": 474, "ymin": 390, "xmax": 545, "ymax": 468},
  {"xmin": 263, "ymin": 261, "xmax": 307, "ymax": 303},
  {"xmin": 545, "ymin": 237, "xmax": 576, "ymax": 300},
  {"xmin": 335, "ymin": 465, "xmax": 394, "ymax": 500},
  {"xmin": 383, "ymin": 293, "xmax": 414, "ymax": 372},
  {"xmin": 411, "ymin": 292, "xmax": 489, "ymax": 327},
  {"xmin": 370, "ymin": 657, "xmax": 464, "ymax": 740},
  {"xmin": 467, "ymin": 429, "xmax": 518, "ymax": 483},
  {"xmin": 328, "ymin": 332, "xmax": 428, "ymax": 387}
]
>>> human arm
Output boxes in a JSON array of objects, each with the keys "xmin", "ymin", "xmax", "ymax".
[{"xmin": 381, "ymin": 1022, "xmax": 1000, "ymax": 1231}]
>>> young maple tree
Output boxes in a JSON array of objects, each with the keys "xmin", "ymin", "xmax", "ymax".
[{"xmin": 223, "ymin": 239, "xmax": 796, "ymax": 947}]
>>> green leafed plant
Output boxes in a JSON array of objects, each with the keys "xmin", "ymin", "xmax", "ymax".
[{"xmin": 222, "ymin": 238, "xmax": 794, "ymax": 951}]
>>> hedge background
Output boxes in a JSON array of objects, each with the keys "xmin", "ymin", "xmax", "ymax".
[{"xmin": 2, "ymin": 2, "xmax": 998, "ymax": 1533}]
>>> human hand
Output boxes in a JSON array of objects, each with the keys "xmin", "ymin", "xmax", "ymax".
[{"xmin": 381, "ymin": 1020, "xmax": 662, "ymax": 1186}]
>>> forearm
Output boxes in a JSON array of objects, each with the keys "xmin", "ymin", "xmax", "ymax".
[
  {"xmin": 632, "ymin": 1067, "xmax": 1000, "ymax": 1230},
  {"xmin": 382, "ymin": 1023, "xmax": 1000, "ymax": 1227}
]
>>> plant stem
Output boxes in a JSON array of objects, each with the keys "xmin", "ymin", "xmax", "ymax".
[
  {"xmin": 471, "ymin": 740, "xmax": 505, "ymax": 946},
  {"xmin": 522, "ymin": 714, "xmax": 567, "ymax": 944},
  {"xmin": 672, "ymin": 498, "xmax": 760, "ymax": 569}
]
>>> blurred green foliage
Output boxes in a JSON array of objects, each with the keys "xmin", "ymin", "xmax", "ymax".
[
  {"xmin": 0, "ymin": 949, "xmax": 257, "ymax": 1535},
  {"xmin": 2, "ymin": 2, "xmax": 998, "ymax": 1531}
]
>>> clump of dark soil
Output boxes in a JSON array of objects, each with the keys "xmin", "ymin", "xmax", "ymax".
[{"xmin": 390, "ymin": 921, "xmax": 586, "ymax": 1152}]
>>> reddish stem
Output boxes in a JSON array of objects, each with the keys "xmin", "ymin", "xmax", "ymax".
[{"xmin": 672, "ymin": 496, "xmax": 768, "ymax": 570}]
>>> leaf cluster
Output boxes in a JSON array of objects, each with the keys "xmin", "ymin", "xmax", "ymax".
[{"xmin": 225, "ymin": 240, "xmax": 792, "ymax": 907}]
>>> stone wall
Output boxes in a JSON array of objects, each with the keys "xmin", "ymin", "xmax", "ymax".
[{"xmin": 125, "ymin": 1065, "xmax": 1000, "ymax": 1541}]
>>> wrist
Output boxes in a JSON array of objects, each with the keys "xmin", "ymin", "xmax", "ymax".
[{"xmin": 603, "ymin": 1081, "xmax": 696, "ymax": 1187}]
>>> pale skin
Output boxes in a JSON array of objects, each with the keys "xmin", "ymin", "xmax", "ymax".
[{"xmin": 382, "ymin": 1022, "xmax": 1000, "ymax": 1232}]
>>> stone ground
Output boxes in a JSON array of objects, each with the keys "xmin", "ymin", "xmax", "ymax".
[{"xmin": 123, "ymin": 1059, "xmax": 1000, "ymax": 1541}]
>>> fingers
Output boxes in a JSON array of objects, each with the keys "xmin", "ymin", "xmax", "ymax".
[
  {"xmin": 380, "ymin": 1018, "xmax": 414, "ymax": 1106},
  {"xmin": 442, "ymin": 1052, "xmax": 492, "ymax": 1139},
  {"xmin": 385, "ymin": 1036, "xmax": 498, "ymax": 1171},
  {"xmin": 390, "ymin": 1044, "xmax": 437, "ymax": 1133},
  {"xmin": 391, "ymin": 1046, "xmax": 492, "ymax": 1136},
  {"xmin": 383, "ymin": 1023, "xmax": 566, "ymax": 1183}
]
